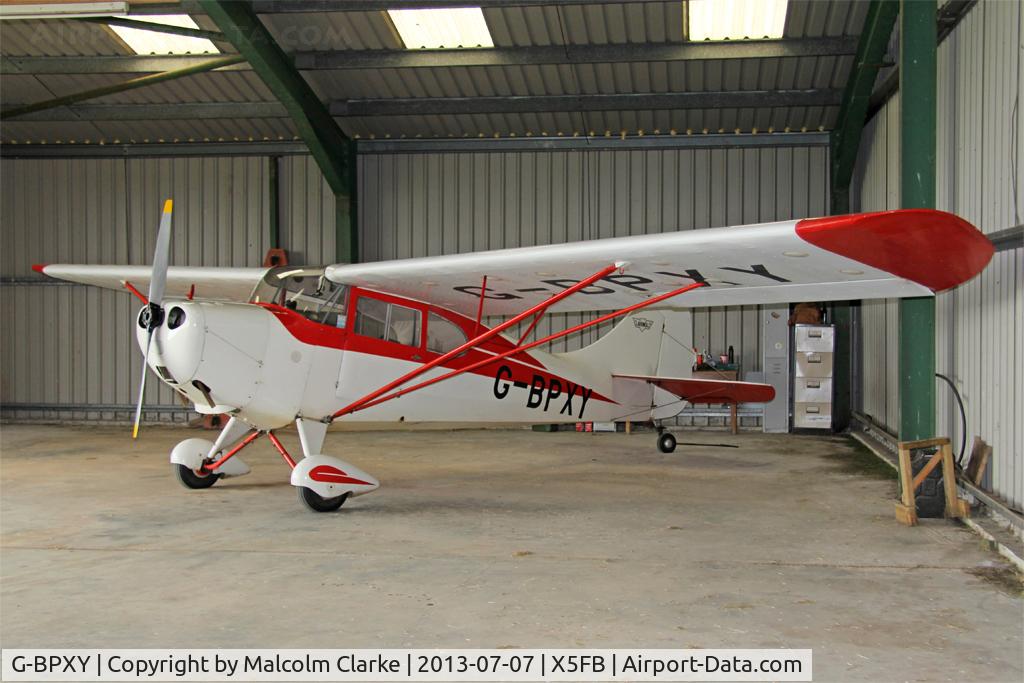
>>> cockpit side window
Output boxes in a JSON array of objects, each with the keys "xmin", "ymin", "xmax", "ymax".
[
  {"xmin": 427, "ymin": 312, "xmax": 468, "ymax": 354},
  {"xmin": 354, "ymin": 296, "xmax": 422, "ymax": 348},
  {"xmin": 355, "ymin": 296, "xmax": 388, "ymax": 339}
]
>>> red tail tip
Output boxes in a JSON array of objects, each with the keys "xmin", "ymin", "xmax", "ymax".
[{"xmin": 31, "ymin": 263, "xmax": 48, "ymax": 274}]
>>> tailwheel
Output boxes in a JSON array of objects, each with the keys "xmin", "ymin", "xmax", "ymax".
[
  {"xmin": 298, "ymin": 487, "xmax": 350, "ymax": 513},
  {"xmin": 657, "ymin": 431, "xmax": 677, "ymax": 454},
  {"xmin": 174, "ymin": 463, "xmax": 221, "ymax": 490}
]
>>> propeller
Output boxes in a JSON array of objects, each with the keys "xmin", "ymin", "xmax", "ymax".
[{"xmin": 132, "ymin": 199, "xmax": 173, "ymax": 439}]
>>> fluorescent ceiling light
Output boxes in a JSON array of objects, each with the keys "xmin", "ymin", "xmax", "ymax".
[
  {"xmin": 0, "ymin": 2, "xmax": 127, "ymax": 19},
  {"xmin": 687, "ymin": 0, "xmax": 788, "ymax": 41},
  {"xmin": 388, "ymin": 7, "xmax": 494, "ymax": 49},
  {"xmin": 108, "ymin": 14, "xmax": 218, "ymax": 55}
]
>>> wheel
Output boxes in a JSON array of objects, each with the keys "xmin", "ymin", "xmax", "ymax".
[
  {"xmin": 298, "ymin": 487, "xmax": 350, "ymax": 513},
  {"xmin": 173, "ymin": 463, "xmax": 220, "ymax": 490},
  {"xmin": 657, "ymin": 432, "xmax": 677, "ymax": 454}
]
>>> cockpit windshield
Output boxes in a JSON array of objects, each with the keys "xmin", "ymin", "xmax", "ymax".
[{"xmin": 254, "ymin": 267, "xmax": 348, "ymax": 327}]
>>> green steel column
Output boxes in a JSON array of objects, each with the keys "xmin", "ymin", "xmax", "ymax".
[
  {"xmin": 831, "ymin": 302, "xmax": 853, "ymax": 432},
  {"xmin": 269, "ymin": 157, "xmax": 280, "ymax": 250},
  {"xmin": 898, "ymin": 0, "xmax": 937, "ymax": 440}
]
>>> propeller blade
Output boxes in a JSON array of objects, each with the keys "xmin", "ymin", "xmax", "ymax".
[
  {"xmin": 148, "ymin": 199, "xmax": 173, "ymax": 306},
  {"xmin": 132, "ymin": 199, "xmax": 173, "ymax": 440},
  {"xmin": 132, "ymin": 328, "xmax": 154, "ymax": 440}
]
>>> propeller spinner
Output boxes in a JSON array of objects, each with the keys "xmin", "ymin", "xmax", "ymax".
[{"xmin": 132, "ymin": 199, "xmax": 173, "ymax": 439}]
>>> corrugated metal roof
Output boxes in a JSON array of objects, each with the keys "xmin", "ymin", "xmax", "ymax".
[
  {"xmin": 1, "ymin": 1, "xmax": 865, "ymax": 144},
  {"xmin": 0, "ymin": 18, "xmax": 131, "ymax": 56}
]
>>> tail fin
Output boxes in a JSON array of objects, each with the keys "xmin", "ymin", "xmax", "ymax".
[{"xmin": 556, "ymin": 308, "xmax": 693, "ymax": 376}]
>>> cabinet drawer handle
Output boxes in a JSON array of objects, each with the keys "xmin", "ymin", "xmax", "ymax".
[
  {"xmin": 806, "ymin": 406, "xmax": 820, "ymax": 414},
  {"xmin": 809, "ymin": 330, "xmax": 822, "ymax": 338},
  {"xmin": 808, "ymin": 354, "xmax": 821, "ymax": 363},
  {"xmin": 808, "ymin": 381, "xmax": 820, "ymax": 389}
]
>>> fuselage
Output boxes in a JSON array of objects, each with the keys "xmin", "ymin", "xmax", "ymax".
[{"xmin": 138, "ymin": 286, "xmax": 646, "ymax": 431}]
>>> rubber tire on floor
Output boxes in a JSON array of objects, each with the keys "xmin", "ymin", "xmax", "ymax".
[
  {"xmin": 173, "ymin": 463, "xmax": 220, "ymax": 490},
  {"xmin": 657, "ymin": 432, "xmax": 677, "ymax": 454},
  {"xmin": 298, "ymin": 487, "xmax": 350, "ymax": 513},
  {"xmin": 911, "ymin": 450, "xmax": 945, "ymax": 518}
]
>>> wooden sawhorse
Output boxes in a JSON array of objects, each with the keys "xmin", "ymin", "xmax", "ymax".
[{"xmin": 895, "ymin": 437, "xmax": 971, "ymax": 526}]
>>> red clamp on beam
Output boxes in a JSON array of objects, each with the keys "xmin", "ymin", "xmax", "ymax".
[{"xmin": 263, "ymin": 248, "xmax": 288, "ymax": 267}]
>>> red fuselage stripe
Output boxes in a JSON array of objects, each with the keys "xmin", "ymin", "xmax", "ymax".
[{"xmin": 256, "ymin": 301, "xmax": 615, "ymax": 405}]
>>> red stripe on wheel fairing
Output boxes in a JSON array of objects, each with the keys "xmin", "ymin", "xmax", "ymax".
[
  {"xmin": 309, "ymin": 465, "xmax": 374, "ymax": 487},
  {"xmin": 795, "ymin": 209, "xmax": 993, "ymax": 292}
]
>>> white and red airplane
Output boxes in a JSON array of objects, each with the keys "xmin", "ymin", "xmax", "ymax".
[{"xmin": 33, "ymin": 201, "xmax": 993, "ymax": 511}]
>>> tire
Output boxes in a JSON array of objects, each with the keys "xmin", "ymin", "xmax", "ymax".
[
  {"xmin": 657, "ymin": 432, "xmax": 677, "ymax": 454},
  {"xmin": 174, "ymin": 463, "xmax": 220, "ymax": 490},
  {"xmin": 911, "ymin": 450, "xmax": 945, "ymax": 518},
  {"xmin": 298, "ymin": 487, "xmax": 350, "ymax": 513}
]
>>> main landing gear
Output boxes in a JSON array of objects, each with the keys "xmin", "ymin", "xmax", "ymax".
[
  {"xmin": 655, "ymin": 424, "xmax": 677, "ymax": 453},
  {"xmin": 167, "ymin": 416, "xmax": 380, "ymax": 512},
  {"xmin": 657, "ymin": 431, "xmax": 677, "ymax": 453},
  {"xmin": 174, "ymin": 464, "xmax": 220, "ymax": 489},
  {"xmin": 298, "ymin": 487, "xmax": 350, "ymax": 513}
]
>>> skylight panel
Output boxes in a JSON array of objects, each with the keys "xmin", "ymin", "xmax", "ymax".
[
  {"xmin": 688, "ymin": 0, "xmax": 788, "ymax": 41},
  {"xmin": 388, "ymin": 7, "xmax": 494, "ymax": 49},
  {"xmin": 108, "ymin": 14, "xmax": 219, "ymax": 55}
]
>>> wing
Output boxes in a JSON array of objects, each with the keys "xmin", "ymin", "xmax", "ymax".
[
  {"xmin": 32, "ymin": 264, "xmax": 270, "ymax": 303},
  {"xmin": 325, "ymin": 209, "xmax": 993, "ymax": 316},
  {"xmin": 615, "ymin": 374, "xmax": 777, "ymax": 404}
]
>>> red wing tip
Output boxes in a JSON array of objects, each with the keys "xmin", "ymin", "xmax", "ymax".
[
  {"xmin": 31, "ymin": 263, "xmax": 48, "ymax": 274},
  {"xmin": 795, "ymin": 209, "xmax": 993, "ymax": 292}
]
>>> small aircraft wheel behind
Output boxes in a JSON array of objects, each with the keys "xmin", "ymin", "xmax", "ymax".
[
  {"xmin": 657, "ymin": 432, "xmax": 677, "ymax": 454},
  {"xmin": 174, "ymin": 463, "xmax": 220, "ymax": 490},
  {"xmin": 298, "ymin": 487, "xmax": 350, "ymax": 513}
]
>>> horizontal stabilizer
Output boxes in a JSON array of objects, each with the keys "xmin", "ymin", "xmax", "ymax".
[{"xmin": 614, "ymin": 374, "xmax": 776, "ymax": 404}]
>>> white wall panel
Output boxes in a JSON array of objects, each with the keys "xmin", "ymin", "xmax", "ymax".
[
  {"xmin": 279, "ymin": 155, "xmax": 336, "ymax": 265},
  {"xmin": 853, "ymin": 0, "xmax": 1022, "ymax": 508}
]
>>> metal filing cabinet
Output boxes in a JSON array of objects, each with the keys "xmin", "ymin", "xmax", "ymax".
[{"xmin": 793, "ymin": 324, "xmax": 834, "ymax": 430}]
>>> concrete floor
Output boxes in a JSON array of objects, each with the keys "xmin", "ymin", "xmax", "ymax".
[{"xmin": 1, "ymin": 424, "xmax": 1021, "ymax": 681}]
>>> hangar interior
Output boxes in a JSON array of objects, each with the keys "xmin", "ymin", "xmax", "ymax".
[{"xmin": 1, "ymin": 0, "xmax": 1022, "ymax": 677}]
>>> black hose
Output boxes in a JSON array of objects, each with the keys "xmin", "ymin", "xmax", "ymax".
[{"xmin": 935, "ymin": 373, "xmax": 967, "ymax": 466}]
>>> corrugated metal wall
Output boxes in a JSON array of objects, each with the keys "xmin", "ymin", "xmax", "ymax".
[
  {"xmin": 853, "ymin": 0, "xmax": 1023, "ymax": 508},
  {"xmin": 1, "ymin": 157, "xmax": 273, "ymax": 421},
  {"xmin": 1, "ymin": 144, "xmax": 829, "ymax": 424},
  {"xmin": 279, "ymin": 155, "xmax": 336, "ymax": 266}
]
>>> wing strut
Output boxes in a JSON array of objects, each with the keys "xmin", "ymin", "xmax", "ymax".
[
  {"xmin": 517, "ymin": 310, "xmax": 545, "ymax": 345},
  {"xmin": 329, "ymin": 277, "xmax": 707, "ymax": 421},
  {"xmin": 122, "ymin": 280, "xmax": 148, "ymax": 304},
  {"xmin": 473, "ymin": 275, "xmax": 488, "ymax": 335}
]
